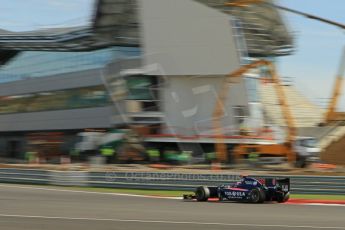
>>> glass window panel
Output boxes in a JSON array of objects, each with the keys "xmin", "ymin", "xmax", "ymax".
[
  {"xmin": 0, "ymin": 85, "xmax": 109, "ymax": 114},
  {"xmin": 0, "ymin": 47, "xmax": 140, "ymax": 83},
  {"xmin": 126, "ymin": 75, "xmax": 155, "ymax": 100}
]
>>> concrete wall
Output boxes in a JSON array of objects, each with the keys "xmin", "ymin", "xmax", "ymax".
[
  {"xmin": 139, "ymin": 0, "xmax": 247, "ymax": 135},
  {"xmin": 0, "ymin": 69, "xmax": 103, "ymax": 96},
  {"xmin": 162, "ymin": 75, "xmax": 249, "ymax": 135},
  {"xmin": 0, "ymin": 107, "xmax": 112, "ymax": 132},
  {"xmin": 139, "ymin": 0, "xmax": 241, "ymax": 75}
]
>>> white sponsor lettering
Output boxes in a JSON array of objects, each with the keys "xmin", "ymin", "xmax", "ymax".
[{"xmin": 225, "ymin": 191, "xmax": 246, "ymax": 197}]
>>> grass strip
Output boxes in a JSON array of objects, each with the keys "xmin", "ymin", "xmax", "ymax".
[{"xmin": 68, "ymin": 187, "xmax": 345, "ymax": 200}]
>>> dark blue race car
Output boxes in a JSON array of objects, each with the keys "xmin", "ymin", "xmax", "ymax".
[{"xmin": 183, "ymin": 176, "xmax": 290, "ymax": 203}]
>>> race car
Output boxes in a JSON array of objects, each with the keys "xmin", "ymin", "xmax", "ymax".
[{"xmin": 183, "ymin": 176, "xmax": 290, "ymax": 203}]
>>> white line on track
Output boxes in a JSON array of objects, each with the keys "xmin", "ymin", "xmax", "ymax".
[
  {"xmin": 302, "ymin": 203, "xmax": 345, "ymax": 207},
  {"xmin": 0, "ymin": 183, "xmax": 180, "ymax": 199},
  {"xmin": 0, "ymin": 213, "xmax": 343, "ymax": 229}
]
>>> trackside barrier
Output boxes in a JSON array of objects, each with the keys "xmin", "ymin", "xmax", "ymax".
[
  {"xmin": 49, "ymin": 171, "xmax": 88, "ymax": 186},
  {"xmin": 0, "ymin": 168, "xmax": 344, "ymax": 195}
]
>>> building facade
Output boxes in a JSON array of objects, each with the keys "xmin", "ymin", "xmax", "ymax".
[{"xmin": 0, "ymin": 0, "xmax": 292, "ymax": 159}]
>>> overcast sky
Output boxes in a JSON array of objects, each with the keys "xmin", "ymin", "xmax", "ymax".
[{"xmin": 0, "ymin": 0, "xmax": 345, "ymax": 110}]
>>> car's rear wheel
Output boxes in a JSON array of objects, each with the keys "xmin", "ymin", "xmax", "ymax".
[
  {"xmin": 195, "ymin": 186, "xmax": 210, "ymax": 202},
  {"xmin": 250, "ymin": 188, "xmax": 265, "ymax": 203}
]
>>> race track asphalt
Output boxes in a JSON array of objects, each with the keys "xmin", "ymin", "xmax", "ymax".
[{"xmin": 0, "ymin": 183, "xmax": 344, "ymax": 230}]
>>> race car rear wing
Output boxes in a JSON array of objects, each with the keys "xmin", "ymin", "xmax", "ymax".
[{"xmin": 276, "ymin": 178, "xmax": 290, "ymax": 192}]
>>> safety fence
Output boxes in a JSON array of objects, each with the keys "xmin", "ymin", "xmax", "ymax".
[{"xmin": 0, "ymin": 168, "xmax": 344, "ymax": 195}]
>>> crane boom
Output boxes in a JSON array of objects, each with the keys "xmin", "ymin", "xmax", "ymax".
[
  {"xmin": 324, "ymin": 48, "xmax": 345, "ymax": 123},
  {"xmin": 213, "ymin": 60, "xmax": 269, "ymax": 161},
  {"xmin": 267, "ymin": 62, "xmax": 296, "ymax": 143},
  {"xmin": 213, "ymin": 60, "xmax": 296, "ymax": 162}
]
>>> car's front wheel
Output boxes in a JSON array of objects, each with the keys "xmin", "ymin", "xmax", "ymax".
[{"xmin": 195, "ymin": 186, "xmax": 210, "ymax": 202}]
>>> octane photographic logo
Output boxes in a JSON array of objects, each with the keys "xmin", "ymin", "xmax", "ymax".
[
  {"xmin": 105, "ymin": 171, "xmax": 242, "ymax": 183},
  {"xmin": 105, "ymin": 171, "xmax": 117, "ymax": 182}
]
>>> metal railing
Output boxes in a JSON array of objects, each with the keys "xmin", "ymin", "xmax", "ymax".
[{"xmin": 0, "ymin": 168, "xmax": 344, "ymax": 195}]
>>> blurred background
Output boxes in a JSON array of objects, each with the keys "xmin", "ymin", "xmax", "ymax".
[{"xmin": 0, "ymin": 0, "xmax": 344, "ymax": 171}]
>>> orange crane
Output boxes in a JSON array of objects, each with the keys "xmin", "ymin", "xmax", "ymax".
[
  {"xmin": 323, "ymin": 48, "xmax": 345, "ymax": 123},
  {"xmin": 213, "ymin": 60, "xmax": 297, "ymax": 163}
]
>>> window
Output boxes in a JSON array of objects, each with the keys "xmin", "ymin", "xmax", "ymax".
[
  {"xmin": 126, "ymin": 75, "xmax": 158, "ymax": 101},
  {"xmin": 0, "ymin": 85, "xmax": 109, "ymax": 114},
  {"xmin": 233, "ymin": 106, "xmax": 247, "ymax": 125},
  {"xmin": 0, "ymin": 47, "xmax": 140, "ymax": 83}
]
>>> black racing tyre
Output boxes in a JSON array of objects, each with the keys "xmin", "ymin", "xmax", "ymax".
[
  {"xmin": 195, "ymin": 186, "xmax": 210, "ymax": 202},
  {"xmin": 208, "ymin": 186, "xmax": 218, "ymax": 198},
  {"xmin": 277, "ymin": 192, "xmax": 290, "ymax": 203},
  {"xmin": 250, "ymin": 188, "xmax": 266, "ymax": 203}
]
